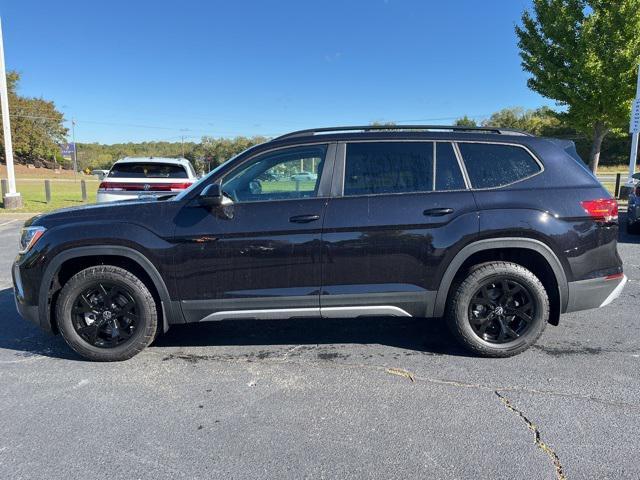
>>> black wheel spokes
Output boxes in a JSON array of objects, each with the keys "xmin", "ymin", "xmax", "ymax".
[
  {"xmin": 71, "ymin": 282, "xmax": 138, "ymax": 348},
  {"xmin": 469, "ymin": 279, "xmax": 535, "ymax": 344}
]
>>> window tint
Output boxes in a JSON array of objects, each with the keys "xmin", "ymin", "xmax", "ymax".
[
  {"xmin": 459, "ymin": 143, "xmax": 541, "ymax": 189},
  {"xmin": 108, "ymin": 163, "xmax": 188, "ymax": 179},
  {"xmin": 436, "ymin": 143, "xmax": 466, "ymax": 191},
  {"xmin": 222, "ymin": 146, "xmax": 326, "ymax": 202},
  {"xmin": 344, "ymin": 142, "xmax": 433, "ymax": 196}
]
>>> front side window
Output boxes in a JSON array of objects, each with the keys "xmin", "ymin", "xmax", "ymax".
[
  {"xmin": 344, "ymin": 142, "xmax": 434, "ymax": 196},
  {"xmin": 222, "ymin": 146, "xmax": 327, "ymax": 202},
  {"xmin": 458, "ymin": 143, "xmax": 541, "ymax": 189}
]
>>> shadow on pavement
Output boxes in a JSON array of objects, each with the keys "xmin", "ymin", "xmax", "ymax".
[
  {"xmin": 0, "ymin": 288, "xmax": 76, "ymax": 360},
  {"xmin": 155, "ymin": 315, "xmax": 470, "ymax": 357},
  {"xmin": 0, "ymin": 287, "xmax": 470, "ymax": 360}
]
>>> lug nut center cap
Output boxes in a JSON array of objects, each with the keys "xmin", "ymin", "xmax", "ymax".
[
  {"xmin": 102, "ymin": 311, "xmax": 113, "ymax": 320},
  {"xmin": 493, "ymin": 306, "xmax": 505, "ymax": 316}
]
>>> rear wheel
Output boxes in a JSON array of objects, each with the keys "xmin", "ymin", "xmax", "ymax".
[
  {"xmin": 56, "ymin": 265, "xmax": 157, "ymax": 361},
  {"xmin": 446, "ymin": 261, "xmax": 549, "ymax": 357}
]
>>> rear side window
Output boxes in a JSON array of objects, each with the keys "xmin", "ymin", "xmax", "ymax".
[
  {"xmin": 436, "ymin": 143, "xmax": 466, "ymax": 191},
  {"xmin": 458, "ymin": 143, "xmax": 541, "ymax": 189},
  {"xmin": 108, "ymin": 163, "xmax": 188, "ymax": 179},
  {"xmin": 344, "ymin": 142, "xmax": 433, "ymax": 196}
]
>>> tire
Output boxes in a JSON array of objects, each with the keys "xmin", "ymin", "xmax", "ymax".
[
  {"xmin": 56, "ymin": 265, "xmax": 158, "ymax": 361},
  {"xmin": 446, "ymin": 261, "xmax": 549, "ymax": 357},
  {"xmin": 627, "ymin": 216, "xmax": 640, "ymax": 235}
]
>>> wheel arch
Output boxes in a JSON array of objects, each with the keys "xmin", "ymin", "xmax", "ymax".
[
  {"xmin": 432, "ymin": 238, "xmax": 568, "ymax": 324},
  {"xmin": 39, "ymin": 246, "xmax": 178, "ymax": 334}
]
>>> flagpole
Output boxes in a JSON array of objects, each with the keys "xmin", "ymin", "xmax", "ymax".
[{"xmin": 0, "ymin": 17, "xmax": 22, "ymax": 209}]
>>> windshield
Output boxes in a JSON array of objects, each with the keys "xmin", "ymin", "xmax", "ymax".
[{"xmin": 109, "ymin": 162, "xmax": 188, "ymax": 179}]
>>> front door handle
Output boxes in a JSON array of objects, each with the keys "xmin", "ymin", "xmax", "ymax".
[
  {"xmin": 423, "ymin": 207, "xmax": 454, "ymax": 217},
  {"xmin": 289, "ymin": 214, "xmax": 320, "ymax": 223}
]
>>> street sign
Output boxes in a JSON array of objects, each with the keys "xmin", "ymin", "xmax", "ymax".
[
  {"xmin": 60, "ymin": 142, "xmax": 75, "ymax": 159},
  {"xmin": 631, "ymin": 98, "xmax": 640, "ymax": 134}
]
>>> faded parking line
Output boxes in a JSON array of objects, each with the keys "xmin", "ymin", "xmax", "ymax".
[{"xmin": 0, "ymin": 219, "xmax": 19, "ymax": 228}]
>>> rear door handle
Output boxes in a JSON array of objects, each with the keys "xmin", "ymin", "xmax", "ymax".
[
  {"xmin": 289, "ymin": 214, "xmax": 320, "ymax": 223},
  {"xmin": 423, "ymin": 208, "xmax": 454, "ymax": 217}
]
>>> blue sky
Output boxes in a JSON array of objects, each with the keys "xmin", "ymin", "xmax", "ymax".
[{"xmin": 0, "ymin": 0, "xmax": 550, "ymax": 144}]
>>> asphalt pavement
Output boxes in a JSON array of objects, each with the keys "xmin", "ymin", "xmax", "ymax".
[{"xmin": 0, "ymin": 216, "xmax": 638, "ymax": 479}]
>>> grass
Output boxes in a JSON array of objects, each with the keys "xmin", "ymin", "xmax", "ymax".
[{"xmin": 0, "ymin": 179, "xmax": 99, "ymax": 213}]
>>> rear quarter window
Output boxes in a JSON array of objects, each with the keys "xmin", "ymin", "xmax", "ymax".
[{"xmin": 459, "ymin": 143, "xmax": 541, "ymax": 189}]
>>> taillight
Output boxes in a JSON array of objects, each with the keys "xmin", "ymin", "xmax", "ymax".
[{"xmin": 580, "ymin": 198, "xmax": 618, "ymax": 222}]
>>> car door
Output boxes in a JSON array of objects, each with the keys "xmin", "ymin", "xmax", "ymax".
[
  {"xmin": 173, "ymin": 143, "xmax": 335, "ymax": 322},
  {"xmin": 320, "ymin": 140, "xmax": 478, "ymax": 318}
]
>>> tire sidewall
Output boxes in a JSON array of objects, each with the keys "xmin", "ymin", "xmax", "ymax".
[
  {"xmin": 453, "ymin": 268, "xmax": 548, "ymax": 355},
  {"xmin": 57, "ymin": 267, "xmax": 156, "ymax": 361}
]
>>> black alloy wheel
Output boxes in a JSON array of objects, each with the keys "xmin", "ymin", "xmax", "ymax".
[
  {"xmin": 468, "ymin": 278, "xmax": 535, "ymax": 343},
  {"xmin": 71, "ymin": 282, "xmax": 139, "ymax": 348}
]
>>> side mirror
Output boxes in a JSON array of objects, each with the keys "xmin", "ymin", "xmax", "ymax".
[{"xmin": 199, "ymin": 184, "xmax": 224, "ymax": 207}]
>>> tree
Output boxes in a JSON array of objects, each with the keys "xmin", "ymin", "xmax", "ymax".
[
  {"xmin": 482, "ymin": 106, "xmax": 562, "ymax": 136},
  {"xmin": 0, "ymin": 72, "xmax": 68, "ymax": 164},
  {"xmin": 516, "ymin": 0, "xmax": 640, "ymax": 172},
  {"xmin": 454, "ymin": 116, "xmax": 478, "ymax": 128}
]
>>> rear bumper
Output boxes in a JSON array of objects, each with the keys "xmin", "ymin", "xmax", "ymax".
[{"xmin": 565, "ymin": 275, "xmax": 627, "ymax": 313}]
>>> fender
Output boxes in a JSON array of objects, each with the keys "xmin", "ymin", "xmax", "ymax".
[
  {"xmin": 38, "ymin": 245, "xmax": 181, "ymax": 333},
  {"xmin": 431, "ymin": 237, "xmax": 568, "ymax": 318}
]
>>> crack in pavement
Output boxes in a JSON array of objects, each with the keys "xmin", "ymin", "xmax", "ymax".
[{"xmin": 495, "ymin": 391, "xmax": 566, "ymax": 480}]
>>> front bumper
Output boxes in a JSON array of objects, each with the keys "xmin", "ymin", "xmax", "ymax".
[
  {"xmin": 12, "ymin": 262, "xmax": 50, "ymax": 332},
  {"xmin": 565, "ymin": 275, "xmax": 627, "ymax": 313}
]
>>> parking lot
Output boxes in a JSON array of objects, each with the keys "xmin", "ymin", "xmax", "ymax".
[{"xmin": 0, "ymin": 216, "xmax": 638, "ymax": 479}]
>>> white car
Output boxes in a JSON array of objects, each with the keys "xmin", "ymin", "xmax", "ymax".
[
  {"xmin": 97, "ymin": 157, "xmax": 197, "ymax": 203},
  {"xmin": 290, "ymin": 171, "xmax": 318, "ymax": 181}
]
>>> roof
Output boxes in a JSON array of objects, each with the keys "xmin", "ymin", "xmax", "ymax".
[
  {"xmin": 114, "ymin": 157, "xmax": 192, "ymax": 165},
  {"xmin": 273, "ymin": 125, "xmax": 533, "ymax": 142}
]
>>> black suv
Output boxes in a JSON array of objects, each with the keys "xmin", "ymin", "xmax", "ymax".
[{"xmin": 13, "ymin": 126, "xmax": 626, "ymax": 361}]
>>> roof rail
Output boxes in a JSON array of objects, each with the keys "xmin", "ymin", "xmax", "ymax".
[{"xmin": 273, "ymin": 125, "xmax": 533, "ymax": 141}]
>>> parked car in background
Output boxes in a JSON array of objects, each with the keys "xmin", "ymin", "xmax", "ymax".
[
  {"xmin": 97, "ymin": 157, "xmax": 197, "ymax": 203},
  {"xmin": 13, "ymin": 125, "xmax": 625, "ymax": 361},
  {"xmin": 291, "ymin": 171, "xmax": 318, "ymax": 181},
  {"xmin": 91, "ymin": 169, "xmax": 110, "ymax": 180},
  {"xmin": 626, "ymin": 172, "xmax": 640, "ymax": 234}
]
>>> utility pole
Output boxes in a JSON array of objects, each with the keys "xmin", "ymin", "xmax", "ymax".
[
  {"xmin": 72, "ymin": 118, "xmax": 78, "ymax": 180},
  {"xmin": 627, "ymin": 64, "xmax": 640, "ymax": 188},
  {"xmin": 0, "ymin": 17, "xmax": 22, "ymax": 209}
]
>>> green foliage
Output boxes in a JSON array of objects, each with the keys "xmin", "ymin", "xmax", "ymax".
[
  {"xmin": 0, "ymin": 71, "xmax": 68, "ymax": 163},
  {"xmin": 454, "ymin": 116, "xmax": 478, "ymax": 128},
  {"xmin": 76, "ymin": 136, "xmax": 267, "ymax": 173},
  {"xmin": 515, "ymin": 0, "xmax": 640, "ymax": 171},
  {"xmin": 482, "ymin": 106, "xmax": 562, "ymax": 136}
]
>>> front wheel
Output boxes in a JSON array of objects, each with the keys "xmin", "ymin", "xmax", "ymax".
[
  {"xmin": 446, "ymin": 262, "xmax": 549, "ymax": 357},
  {"xmin": 56, "ymin": 265, "xmax": 158, "ymax": 361}
]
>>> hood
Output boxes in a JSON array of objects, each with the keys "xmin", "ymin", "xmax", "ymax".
[{"xmin": 26, "ymin": 196, "xmax": 174, "ymax": 228}]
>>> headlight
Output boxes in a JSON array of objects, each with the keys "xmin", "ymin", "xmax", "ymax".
[{"xmin": 19, "ymin": 226, "xmax": 46, "ymax": 254}]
